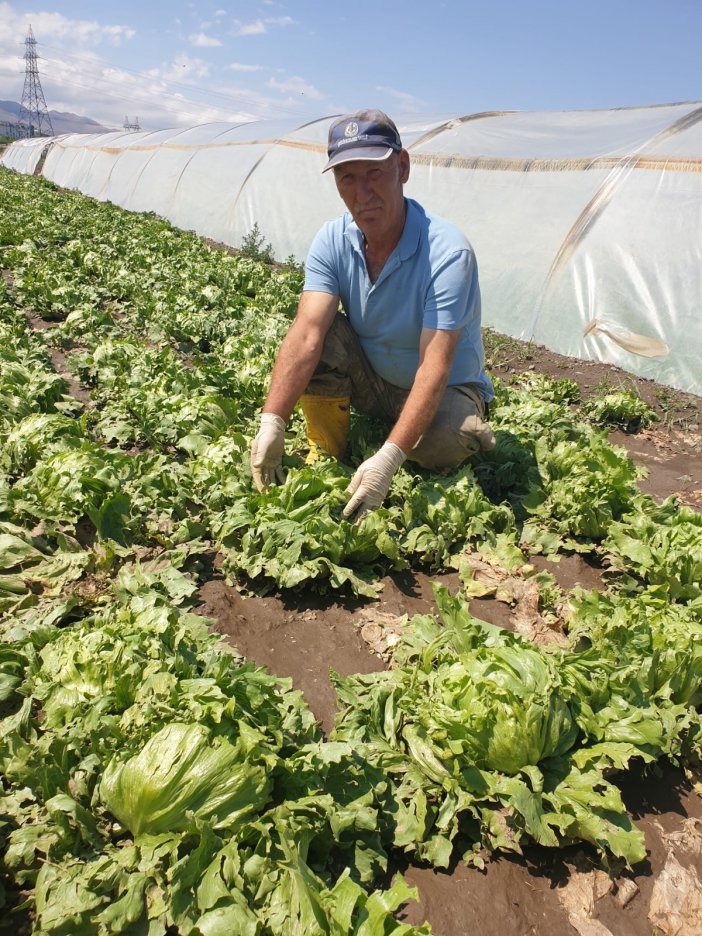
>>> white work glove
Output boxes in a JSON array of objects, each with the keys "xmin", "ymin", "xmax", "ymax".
[
  {"xmin": 343, "ymin": 442, "xmax": 406, "ymax": 521},
  {"xmin": 250, "ymin": 413, "xmax": 287, "ymax": 491}
]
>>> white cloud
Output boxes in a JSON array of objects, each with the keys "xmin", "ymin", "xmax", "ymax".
[
  {"xmin": 0, "ymin": 3, "xmax": 317, "ymax": 133},
  {"xmin": 214, "ymin": 9, "xmax": 227, "ymax": 16},
  {"xmin": 189, "ymin": 33, "xmax": 222, "ymax": 48},
  {"xmin": 227, "ymin": 62, "xmax": 265, "ymax": 73},
  {"xmin": 33, "ymin": 49, "xmax": 254, "ymax": 131},
  {"xmin": 145, "ymin": 54, "xmax": 210, "ymax": 83},
  {"xmin": 99, "ymin": 24, "xmax": 136, "ymax": 45},
  {"xmin": 267, "ymin": 74, "xmax": 323, "ymax": 100},
  {"xmin": 234, "ymin": 19, "xmax": 266, "ymax": 37},
  {"xmin": 375, "ymin": 85, "xmax": 427, "ymax": 112},
  {"xmin": 0, "ymin": 2, "xmax": 140, "ymax": 126},
  {"xmin": 1, "ymin": 7, "xmax": 135, "ymax": 48},
  {"xmin": 232, "ymin": 15, "xmax": 293, "ymax": 37}
]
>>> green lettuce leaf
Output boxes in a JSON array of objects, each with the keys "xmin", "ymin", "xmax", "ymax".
[{"xmin": 99, "ymin": 721, "xmax": 273, "ymax": 836}]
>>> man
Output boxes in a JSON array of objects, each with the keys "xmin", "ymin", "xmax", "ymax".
[{"xmin": 250, "ymin": 108, "xmax": 495, "ymax": 521}]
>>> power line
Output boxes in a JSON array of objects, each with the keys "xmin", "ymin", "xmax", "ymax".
[
  {"xmin": 42, "ymin": 70, "xmax": 254, "ymax": 122},
  {"xmin": 38, "ymin": 42, "xmax": 317, "ymax": 121},
  {"xmin": 39, "ymin": 59, "xmax": 315, "ymax": 128},
  {"xmin": 38, "ymin": 70, "xmax": 258, "ymax": 128}
]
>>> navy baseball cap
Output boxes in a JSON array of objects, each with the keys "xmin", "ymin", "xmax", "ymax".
[{"xmin": 323, "ymin": 109, "xmax": 402, "ymax": 173}]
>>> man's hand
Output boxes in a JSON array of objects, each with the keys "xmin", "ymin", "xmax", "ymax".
[
  {"xmin": 343, "ymin": 442, "xmax": 406, "ymax": 521},
  {"xmin": 251, "ymin": 413, "xmax": 287, "ymax": 491}
]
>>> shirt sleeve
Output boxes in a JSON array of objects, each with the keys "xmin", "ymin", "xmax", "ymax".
[
  {"xmin": 303, "ymin": 222, "xmax": 341, "ymax": 296},
  {"xmin": 422, "ymin": 248, "xmax": 479, "ymax": 332}
]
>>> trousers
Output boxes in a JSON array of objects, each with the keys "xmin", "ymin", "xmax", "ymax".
[{"xmin": 305, "ymin": 313, "xmax": 495, "ymax": 470}]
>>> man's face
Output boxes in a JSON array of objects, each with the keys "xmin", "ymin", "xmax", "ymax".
[{"xmin": 333, "ymin": 150, "xmax": 410, "ymax": 242}]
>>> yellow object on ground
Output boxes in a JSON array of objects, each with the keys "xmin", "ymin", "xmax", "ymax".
[{"xmin": 299, "ymin": 394, "xmax": 350, "ymax": 462}]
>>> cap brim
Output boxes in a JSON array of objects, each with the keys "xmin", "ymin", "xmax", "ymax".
[{"xmin": 322, "ymin": 146, "xmax": 394, "ymax": 173}]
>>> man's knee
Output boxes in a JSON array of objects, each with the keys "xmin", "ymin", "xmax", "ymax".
[
  {"xmin": 315, "ymin": 313, "xmax": 356, "ymax": 372},
  {"xmin": 408, "ymin": 385, "xmax": 495, "ymax": 471}
]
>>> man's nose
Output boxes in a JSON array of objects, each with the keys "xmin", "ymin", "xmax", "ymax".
[{"xmin": 355, "ymin": 176, "xmax": 373, "ymax": 202}]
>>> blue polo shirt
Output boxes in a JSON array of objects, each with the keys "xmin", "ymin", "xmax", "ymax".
[{"xmin": 303, "ymin": 197, "xmax": 493, "ymax": 400}]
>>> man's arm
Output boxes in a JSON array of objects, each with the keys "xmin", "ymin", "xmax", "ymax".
[
  {"xmin": 263, "ymin": 290, "xmax": 339, "ymax": 421},
  {"xmin": 343, "ymin": 326, "xmax": 460, "ymax": 520},
  {"xmin": 387, "ymin": 326, "xmax": 461, "ymax": 452},
  {"xmin": 250, "ymin": 290, "xmax": 338, "ymax": 491}
]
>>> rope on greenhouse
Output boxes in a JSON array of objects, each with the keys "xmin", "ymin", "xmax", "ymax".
[
  {"xmin": 47, "ymin": 138, "xmax": 702, "ymax": 174},
  {"xmin": 406, "ymin": 153, "xmax": 702, "ymax": 173}
]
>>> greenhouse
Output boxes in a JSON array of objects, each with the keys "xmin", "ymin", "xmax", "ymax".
[{"xmin": 3, "ymin": 101, "xmax": 702, "ymax": 395}]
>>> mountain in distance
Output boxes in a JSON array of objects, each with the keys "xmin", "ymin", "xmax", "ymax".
[{"xmin": 0, "ymin": 100, "xmax": 113, "ymax": 134}]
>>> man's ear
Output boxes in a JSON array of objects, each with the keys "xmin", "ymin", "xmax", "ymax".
[{"xmin": 398, "ymin": 149, "xmax": 410, "ymax": 184}]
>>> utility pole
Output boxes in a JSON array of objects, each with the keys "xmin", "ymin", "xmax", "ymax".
[
  {"xmin": 18, "ymin": 25, "xmax": 54, "ymax": 138},
  {"xmin": 123, "ymin": 116, "xmax": 141, "ymax": 131}
]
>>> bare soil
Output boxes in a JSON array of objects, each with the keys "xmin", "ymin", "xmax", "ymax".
[{"xmin": 196, "ymin": 339, "xmax": 702, "ymax": 936}]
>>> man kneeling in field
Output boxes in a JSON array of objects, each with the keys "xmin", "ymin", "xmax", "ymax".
[{"xmin": 250, "ymin": 108, "xmax": 495, "ymax": 521}]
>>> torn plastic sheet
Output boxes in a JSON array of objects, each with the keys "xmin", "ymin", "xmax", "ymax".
[{"xmin": 583, "ymin": 318, "xmax": 670, "ymax": 359}]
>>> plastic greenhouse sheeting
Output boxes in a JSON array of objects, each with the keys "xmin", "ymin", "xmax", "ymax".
[
  {"xmin": 0, "ymin": 135, "xmax": 60, "ymax": 174},
  {"xmin": 2, "ymin": 103, "xmax": 701, "ymax": 395}
]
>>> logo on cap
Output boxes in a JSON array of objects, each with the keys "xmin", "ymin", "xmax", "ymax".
[{"xmin": 344, "ymin": 121, "xmax": 359, "ymax": 138}]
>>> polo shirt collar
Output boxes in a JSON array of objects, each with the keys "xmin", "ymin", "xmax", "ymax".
[{"xmin": 395, "ymin": 198, "xmax": 422, "ymax": 262}]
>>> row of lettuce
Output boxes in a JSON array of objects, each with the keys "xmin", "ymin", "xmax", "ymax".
[{"xmin": 1, "ymin": 167, "xmax": 701, "ymax": 934}]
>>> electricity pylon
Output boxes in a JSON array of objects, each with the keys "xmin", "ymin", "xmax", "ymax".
[{"xmin": 18, "ymin": 25, "xmax": 54, "ymax": 137}]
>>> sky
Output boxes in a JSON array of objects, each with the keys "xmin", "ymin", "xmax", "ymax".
[{"xmin": 0, "ymin": 0, "xmax": 700, "ymax": 131}]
